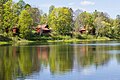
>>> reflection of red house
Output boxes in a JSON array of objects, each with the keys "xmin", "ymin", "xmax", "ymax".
[
  {"xmin": 13, "ymin": 47, "xmax": 17, "ymax": 57},
  {"xmin": 36, "ymin": 24, "xmax": 51, "ymax": 34},
  {"xmin": 37, "ymin": 47, "xmax": 49, "ymax": 61}
]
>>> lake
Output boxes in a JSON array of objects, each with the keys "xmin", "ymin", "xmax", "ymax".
[{"xmin": 0, "ymin": 41, "xmax": 120, "ymax": 80}]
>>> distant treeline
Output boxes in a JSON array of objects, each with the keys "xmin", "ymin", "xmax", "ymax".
[{"xmin": 0, "ymin": 0, "xmax": 120, "ymax": 39}]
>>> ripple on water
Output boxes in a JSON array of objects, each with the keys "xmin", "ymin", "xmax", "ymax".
[
  {"xmin": 108, "ymin": 50, "xmax": 120, "ymax": 54},
  {"xmin": 70, "ymin": 43, "xmax": 120, "ymax": 46}
]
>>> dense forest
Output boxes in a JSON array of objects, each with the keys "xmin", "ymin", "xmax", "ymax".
[{"xmin": 0, "ymin": 0, "xmax": 120, "ymax": 41}]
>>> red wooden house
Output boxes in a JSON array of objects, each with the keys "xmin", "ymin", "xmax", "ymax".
[
  {"xmin": 79, "ymin": 27, "xmax": 86, "ymax": 34},
  {"xmin": 12, "ymin": 26, "xmax": 20, "ymax": 36},
  {"xmin": 36, "ymin": 24, "xmax": 51, "ymax": 35}
]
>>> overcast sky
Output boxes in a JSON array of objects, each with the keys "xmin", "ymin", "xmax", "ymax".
[{"xmin": 13, "ymin": 0, "xmax": 120, "ymax": 18}]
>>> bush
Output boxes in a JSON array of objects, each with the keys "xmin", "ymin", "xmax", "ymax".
[
  {"xmin": 73, "ymin": 32, "xmax": 84, "ymax": 39},
  {"xmin": 81, "ymin": 34, "xmax": 94, "ymax": 39},
  {"xmin": 19, "ymin": 30, "xmax": 33, "ymax": 39},
  {"xmin": 51, "ymin": 35, "xmax": 71, "ymax": 40}
]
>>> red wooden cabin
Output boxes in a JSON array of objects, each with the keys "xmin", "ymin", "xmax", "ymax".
[
  {"xmin": 79, "ymin": 28, "xmax": 86, "ymax": 34},
  {"xmin": 36, "ymin": 24, "xmax": 51, "ymax": 34},
  {"xmin": 12, "ymin": 27, "xmax": 19, "ymax": 36}
]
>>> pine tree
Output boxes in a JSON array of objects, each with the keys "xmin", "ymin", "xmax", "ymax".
[
  {"xmin": 18, "ymin": 10, "xmax": 33, "ymax": 38},
  {"xmin": 0, "ymin": 0, "xmax": 8, "ymax": 33},
  {"xmin": 3, "ymin": 0, "xmax": 13, "ymax": 35}
]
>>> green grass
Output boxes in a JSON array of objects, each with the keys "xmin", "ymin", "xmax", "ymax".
[{"xmin": 0, "ymin": 41, "xmax": 12, "ymax": 45}]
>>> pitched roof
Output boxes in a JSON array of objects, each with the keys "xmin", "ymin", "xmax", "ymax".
[
  {"xmin": 37, "ymin": 24, "xmax": 49, "ymax": 30},
  {"xmin": 80, "ymin": 28, "xmax": 86, "ymax": 31}
]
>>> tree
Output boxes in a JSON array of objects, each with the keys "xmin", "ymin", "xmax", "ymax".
[
  {"xmin": 73, "ymin": 9, "xmax": 82, "ymax": 21},
  {"xmin": 24, "ymin": 3, "xmax": 31, "ymax": 9},
  {"xmin": 79, "ymin": 11, "xmax": 94, "ymax": 34},
  {"xmin": 16, "ymin": 0, "xmax": 26, "ymax": 15},
  {"xmin": 3, "ymin": 0, "xmax": 14, "ymax": 35},
  {"xmin": 113, "ymin": 15, "xmax": 120, "ymax": 38},
  {"xmin": 25, "ymin": 5, "xmax": 40, "ymax": 26},
  {"xmin": 48, "ymin": 7, "xmax": 73, "ymax": 35},
  {"xmin": 31, "ymin": 8, "xmax": 40, "ymax": 25},
  {"xmin": 0, "ymin": 0, "xmax": 9, "ymax": 33},
  {"xmin": 93, "ymin": 11, "xmax": 111, "ymax": 37},
  {"xmin": 17, "ymin": 0, "xmax": 26, "ymax": 10},
  {"xmin": 18, "ymin": 9, "xmax": 33, "ymax": 38},
  {"xmin": 74, "ymin": 15, "xmax": 82, "ymax": 32},
  {"xmin": 49, "ymin": 5, "xmax": 55, "ymax": 14},
  {"xmin": 0, "ymin": 0, "xmax": 6, "ymax": 33},
  {"xmin": 40, "ymin": 13, "xmax": 48, "ymax": 24},
  {"xmin": 12, "ymin": 2, "xmax": 20, "ymax": 26}
]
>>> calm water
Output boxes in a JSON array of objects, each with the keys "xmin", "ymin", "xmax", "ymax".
[{"xmin": 0, "ymin": 41, "xmax": 120, "ymax": 80}]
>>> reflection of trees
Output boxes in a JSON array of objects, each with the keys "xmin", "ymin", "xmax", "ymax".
[
  {"xmin": 116, "ymin": 54, "xmax": 120, "ymax": 64},
  {"xmin": 18, "ymin": 47, "xmax": 33, "ymax": 75},
  {"xmin": 0, "ymin": 43, "xmax": 119, "ymax": 80},
  {"xmin": 49, "ymin": 45, "xmax": 74, "ymax": 74},
  {"xmin": 18, "ymin": 46, "xmax": 50, "ymax": 76},
  {"xmin": 0, "ymin": 46, "xmax": 44, "ymax": 80},
  {"xmin": 75, "ymin": 45, "xmax": 111, "ymax": 68},
  {"xmin": 114, "ymin": 46, "xmax": 120, "ymax": 63},
  {"xmin": 0, "ymin": 46, "xmax": 19, "ymax": 80}
]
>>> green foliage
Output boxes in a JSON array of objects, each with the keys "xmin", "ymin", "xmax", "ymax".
[
  {"xmin": 17, "ymin": 0, "xmax": 26, "ymax": 10},
  {"xmin": 24, "ymin": 4, "xmax": 31, "ymax": 9},
  {"xmin": 3, "ymin": 0, "xmax": 13, "ymax": 29},
  {"xmin": 40, "ymin": 13, "xmax": 48, "ymax": 24},
  {"xmin": 30, "ymin": 8, "xmax": 40, "ymax": 25},
  {"xmin": 25, "ymin": 6, "xmax": 40, "ymax": 25},
  {"xmin": 0, "ymin": 0, "xmax": 9, "ymax": 32},
  {"xmin": 51, "ymin": 35, "xmax": 71, "ymax": 40},
  {"xmin": 49, "ymin": 5, "xmax": 55, "ymax": 14},
  {"xmin": 93, "ymin": 11, "xmax": 111, "ymax": 37},
  {"xmin": 48, "ymin": 7, "xmax": 73, "ymax": 35},
  {"xmin": 18, "ymin": 9, "xmax": 33, "ymax": 38},
  {"xmin": 73, "ymin": 32, "xmax": 83, "ymax": 39},
  {"xmin": 113, "ymin": 15, "xmax": 120, "ymax": 39},
  {"xmin": 94, "ymin": 18, "xmax": 110, "ymax": 37},
  {"xmin": 12, "ymin": 3, "xmax": 19, "ymax": 24},
  {"xmin": 74, "ymin": 15, "xmax": 81, "ymax": 32},
  {"xmin": 79, "ymin": 12, "xmax": 94, "ymax": 31},
  {"xmin": 74, "ymin": 11, "xmax": 95, "ymax": 35},
  {"xmin": 0, "ymin": 0, "xmax": 120, "ymax": 40},
  {"xmin": 74, "ymin": 10, "xmax": 115, "ymax": 39},
  {"xmin": 1, "ymin": 0, "xmax": 19, "ymax": 36},
  {"xmin": 0, "ymin": 34, "xmax": 12, "ymax": 41}
]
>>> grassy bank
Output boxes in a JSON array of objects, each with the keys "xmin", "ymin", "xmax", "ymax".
[
  {"xmin": 0, "ymin": 41, "xmax": 12, "ymax": 45},
  {"xmin": 13, "ymin": 37, "xmax": 113, "ymax": 45},
  {"xmin": 0, "ymin": 34, "xmax": 117, "ymax": 45}
]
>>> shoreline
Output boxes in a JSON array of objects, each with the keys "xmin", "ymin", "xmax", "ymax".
[{"xmin": 0, "ymin": 38, "xmax": 117, "ymax": 46}]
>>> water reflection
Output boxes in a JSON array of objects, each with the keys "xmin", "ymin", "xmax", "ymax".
[
  {"xmin": 74, "ymin": 45, "xmax": 110, "ymax": 68},
  {"xmin": 49, "ymin": 45, "xmax": 74, "ymax": 74},
  {"xmin": 0, "ymin": 41, "xmax": 120, "ymax": 80}
]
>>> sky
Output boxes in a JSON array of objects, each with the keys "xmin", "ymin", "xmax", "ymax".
[{"xmin": 13, "ymin": 0, "xmax": 120, "ymax": 18}]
